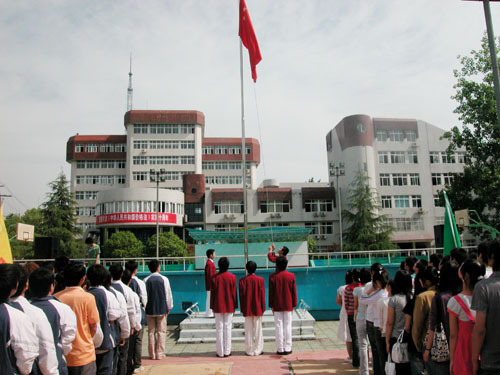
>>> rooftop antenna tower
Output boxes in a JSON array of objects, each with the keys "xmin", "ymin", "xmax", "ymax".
[{"xmin": 127, "ymin": 53, "xmax": 133, "ymax": 112}]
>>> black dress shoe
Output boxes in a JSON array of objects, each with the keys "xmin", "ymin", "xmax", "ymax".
[
  {"xmin": 276, "ymin": 351, "xmax": 286, "ymax": 355},
  {"xmin": 224, "ymin": 353, "xmax": 231, "ymax": 357},
  {"xmin": 284, "ymin": 351, "xmax": 292, "ymax": 355},
  {"xmin": 216, "ymin": 354, "xmax": 224, "ymax": 358}
]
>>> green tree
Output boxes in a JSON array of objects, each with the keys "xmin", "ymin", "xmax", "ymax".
[
  {"xmin": 39, "ymin": 172, "xmax": 82, "ymax": 256},
  {"xmin": 102, "ymin": 231, "xmax": 144, "ymax": 258},
  {"xmin": 307, "ymin": 236, "xmax": 317, "ymax": 254},
  {"xmin": 443, "ymin": 34, "xmax": 500, "ymax": 236},
  {"xmin": 342, "ymin": 169, "xmax": 395, "ymax": 251},
  {"xmin": 145, "ymin": 232, "xmax": 188, "ymax": 258},
  {"xmin": 5, "ymin": 208, "xmax": 43, "ymax": 259}
]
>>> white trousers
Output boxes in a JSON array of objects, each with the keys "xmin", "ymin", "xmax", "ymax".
[
  {"xmin": 273, "ymin": 310, "xmax": 293, "ymax": 353},
  {"xmin": 356, "ymin": 319, "xmax": 369, "ymax": 375},
  {"xmin": 215, "ymin": 313, "xmax": 233, "ymax": 357},
  {"xmin": 205, "ymin": 291, "xmax": 213, "ymax": 317},
  {"xmin": 244, "ymin": 316, "xmax": 263, "ymax": 356}
]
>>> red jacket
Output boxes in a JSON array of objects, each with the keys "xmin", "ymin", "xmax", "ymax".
[
  {"xmin": 204, "ymin": 259, "xmax": 216, "ymax": 291},
  {"xmin": 269, "ymin": 270, "xmax": 297, "ymax": 312},
  {"xmin": 210, "ymin": 271, "xmax": 238, "ymax": 313},
  {"xmin": 267, "ymin": 252, "xmax": 287, "ymax": 263},
  {"xmin": 239, "ymin": 273, "xmax": 266, "ymax": 317}
]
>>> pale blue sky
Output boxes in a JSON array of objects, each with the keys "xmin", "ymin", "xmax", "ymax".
[{"xmin": 1, "ymin": 0, "xmax": 499, "ymax": 214}]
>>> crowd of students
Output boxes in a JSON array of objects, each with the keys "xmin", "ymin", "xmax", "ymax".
[
  {"xmin": 0, "ymin": 257, "xmax": 166, "ymax": 375},
  {"xmin": 336, "ymin": 240, "xmax": 500, "ymax": 375}
]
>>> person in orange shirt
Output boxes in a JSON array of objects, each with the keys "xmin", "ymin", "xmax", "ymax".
[{"xmin": 55, "ymin": 262, "xmax": 100, "ymax": 375}]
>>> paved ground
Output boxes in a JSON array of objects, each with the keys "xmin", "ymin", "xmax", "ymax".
[{"xmin": 138, "ymin": 320, "xmax": 358, "ymax": 374}]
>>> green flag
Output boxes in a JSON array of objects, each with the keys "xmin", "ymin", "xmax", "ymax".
[{"xmin": 443, "ymin": 191, "xmax": 461, "ymax": 256}]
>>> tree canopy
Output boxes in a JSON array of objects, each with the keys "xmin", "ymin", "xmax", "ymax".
[
  {"xmin": 342, "ymin": 169, "xmax": 395, "ymax": 251},
  {"xmin": 145, "ymin": 232, "xmax": 188, "ymax": 258},
  {"xmin": 443, "ymin": 34, "xmax": 500, "ymax": 236},
  {"xmin": 102, "ymin": 231, "xmax": 144, "ymax": 258}
]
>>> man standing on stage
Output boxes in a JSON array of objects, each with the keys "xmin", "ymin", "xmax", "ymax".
[
  {"xmin": 204, "ymin": 249, "xmax": 216, "ymax": 318},
  {"xmin": 268, "ymin": 244, "xmax": 289, "ymax": 263},
  {"xmin": 269, "ymin": 256, "xmax": 297, "ymax": 355},
  {"xmin": 239, "ymin": 261, "xmax": 266, "ymax": 356},
  {"xmin": 210, "ymin": 257, "xmax": 238, "ymax": 358}
]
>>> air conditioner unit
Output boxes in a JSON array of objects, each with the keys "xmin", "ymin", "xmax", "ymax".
[
  {"xmin": 141, "ymin": 149, "xmax": 147, "ymax": 154},
  {"xmin": 275, "ymin": 213, "xmax": 281, "ymax": 218},
  {"xmin": 320, "ymin": 212, "xmax": 326, "ymax": 217},
  {"xmin": 321, "ymin": 235, "xmax": 327, "ymax": 239},
  {"xmin": 313, "ymin": 212, "xmax": 319, "ymax": 217}
]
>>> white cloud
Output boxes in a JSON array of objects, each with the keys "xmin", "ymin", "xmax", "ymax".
[{"xmin": 1, "ymin": 0, "xmax": 500, "ymax": 213}]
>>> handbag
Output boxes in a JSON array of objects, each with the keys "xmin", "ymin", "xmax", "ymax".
[
  {"xmin": 430, "ymin": 294, "xmax": 450, "ymax": 362},
  {"xmin": 385, "ymin": 353, "xmax": 396, "ymax": 375},
  {"xmin": 391, "ymin": 330, "xmax": 409, "ymax": 363}
]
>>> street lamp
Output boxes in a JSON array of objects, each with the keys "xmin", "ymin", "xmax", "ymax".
[
  {"xmin": 150, "ymin": 168, "xmax": 166, "ymax": 259},
  {"xmin": 329, "ymin": 162, "xmax": 345, "ymax": 251}
]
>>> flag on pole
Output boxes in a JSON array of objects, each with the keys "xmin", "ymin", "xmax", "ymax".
[
  {"xmin": 0, "ymin": 204, "xmax": 13, "ymax": 264},
  {"xmin": 239, "ymin": 0, "xmax": 262, "ymax": 82},
  {"xmin": 443, "ymin": 191, "xmax": 462, "ymax": 256}
]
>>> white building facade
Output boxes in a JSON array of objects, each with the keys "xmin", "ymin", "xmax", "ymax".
[{"xmin": 326, "ymin": 114, "xmax": 466, "ymax": 249}]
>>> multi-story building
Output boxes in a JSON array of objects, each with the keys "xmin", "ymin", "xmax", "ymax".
[{"xmin": 326, "ymin": 114, "xmax": 467, "ymax": 249}]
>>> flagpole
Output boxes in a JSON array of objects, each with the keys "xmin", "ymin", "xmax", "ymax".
[{"xmin": 240, "ymin": 40, "xmax": 249, "ymax": 267}]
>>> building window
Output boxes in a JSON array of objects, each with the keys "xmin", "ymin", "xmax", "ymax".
[
  {"xmin": 202, "ymin": 146, "xmax": 214, "ymax": 154},
  {"xmin": 434, "ymin": 194, "xmax": 440, "ymax": 206},
  {"xmin": 260, "ymin": 200, "xmax": 290, "ymax": 213},
  {"xmin": 305, "ymin": 222, "xmax": 333, "ymax": 235},
  {"xmin": 443, "ymin": 172, "xmax": 454, "ymax": 185},
  {"xmin": 215, "ymin": 146, "xmax": 227, "ymax": 154},
  {"xmin": 410, "ymin": 173, "xmax": 420, "ymax": 186},
  {"xmin": 86, "ymin": 160, "xmax": 100, "ymax": 169},
  {"xmin": 133, "ymin": 156, "xmax": 148, "ymax": 165},
  {"xmin": 76, "ymin": 176, "xmax": 84, "ymax": 184},
  {"xmin": 392, "ymin": 173, "xmax": 408, "ymax": 186},
  {"xmin": 115, "ymin": 144, "xmax": 126, "ymax": 152},
  {"xmin": 389, "ymin": 129, "xmax": 404, "ymax": 142},
  {"xmin": 180, "ymin": 156, "xmax": 195, "ymax": 164},
  {"xmin": 229, "ymin": 146, "xmax": 241, "ymax": 154},
  {"xmin": 432, "ymin": 173, "xmax": 442, "ymax": 186},
  {"xmin": 76, "ymin": 161, "xmax": 85, "ymax": 169},
  {"xmin": 215, "ymin": 224, "xmax": 244, "ymax": 231},
  {"xmin": 381, "ymin": 196, "xmax": 392, "ymax": 208},
  {"xmin": 406, "ymin": 130, "xmax": 417, "ymax": 142},
  {"xmin": 100, "ymin": 144, "xmax": 114, "ymax": 152},
  {"xmin": 75, "ymin": 191, "xmax": 85, "ymax": 200},
  {"xmin": 246, "ymin": 146, "xmax": 251, "ymax": 154},
  {"xmin": 378, "ymin": 151, "xmax": 389, "ymax": 164},
  {"xmin": 390, "ymin": 151, "xmax": 405, "ymax": 163},
  {"xmin": 394, "ymin": 195, "xmax": 410, "ymax": 208},
  {"xmin": 412, "ymin": 195, "xmax": 422, "ymax": 208},
  {"xmin": 441, "ymin": 152, "xmax": 456, "ymax": 164},
  {"xmin": 407, "ymin": 151, "xmax": 418, "ymax": 164},
  {"xmin": 116, "ymin": 161, "xmax": 126, "ymax": 168},
  {"xmin": 75, "ymin": 144, "xmax": 85, "ymax": 152},
  {"xmin": 430, "ymin": 152, "xmax": 440, "ymax": 164},
  {"xmin": 214, "ymin": 201, "xmax": 244, "ymax": 214},
  {"xmin": 376, "ymin": 130, "xmax": 387, "ymax": 141},
  {"xmin": 457, "ymin": 151, "xmax": 466, "ymax": 163},
  {"xmin": 133, "ymin": 171, "xmax": 148, "ymax": 181},
  {"xmin": 395, "ymin": 218, "xmax": 412, "ymax": 231},
  {"xmin": 181, "ymin": 141, "xmax": 194, "ymax": 149},
  {"xmin": 379, "ymin": 174, "xmax": 391, "ymax": 186},
  {"xmin": 304, "ymin": 199, "xmax": 334, "ymax": 212},
  {"xmin": 86, "ymin": 144, "xmax": 98, "ymax": 152},
  {"xmin": 134, "ymin": 124, "xmax": 148, "ymax": 134},
  {"xmin": 133, "ymin": 141, "xmax": 148, "ymax": 149}
]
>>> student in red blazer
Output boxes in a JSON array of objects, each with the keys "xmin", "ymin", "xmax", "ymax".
[
  {"xmin": 267, "ymin": 244, "xmax": 289, "ymax": 263},
  {"xmin": 210, "ymin": 257, "xmax": 237, "ymax": 358},
  {"xmin": 204, "ymin": 249, "xmax": 216, "ymax": 318},
  {"xmin": 239, "ymin": 261, "xmax": 266, "ymax": 356},
  {"xmin": 269, "ymin": 256, "xmax": 297, "ymax": 355}
]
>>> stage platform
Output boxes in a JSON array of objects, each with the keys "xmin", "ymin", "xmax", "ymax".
[{"xmin": 178, "ymin": 309, "xmax": 316, "ymax": 344}]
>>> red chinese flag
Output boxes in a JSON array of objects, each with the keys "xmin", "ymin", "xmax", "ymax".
[{"xmin": 239, "ymin": 0, "xmax": 262, "ymax": 82}]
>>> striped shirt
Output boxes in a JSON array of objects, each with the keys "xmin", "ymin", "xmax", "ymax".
[{"xmin": 344, "ymin": 282, "xmax": 361, "ymax": 316}]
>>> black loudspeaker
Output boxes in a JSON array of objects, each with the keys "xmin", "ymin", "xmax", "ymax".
[
  {"xmin": 434, "ymin": 225, "xmax": 444, "ymax": 248},
  {"xmin": 34, "ymin": 237, "xmax": 61, "ymax": 259}
]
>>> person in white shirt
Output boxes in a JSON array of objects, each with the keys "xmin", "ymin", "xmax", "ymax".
[
  {"xmin": 125, "ymin": 260, "xmax": 148, "ymax": 374},
  {"xmin": 360, "ymin": 268, "xmax": 389, "ymax": 375},
  {"xmin": 29, "ymin": 266, "xmax": 78, "ymax": 375},
  {"xmin": 0, "ymin": 263, "xmax": 39, "ymax": 375}
]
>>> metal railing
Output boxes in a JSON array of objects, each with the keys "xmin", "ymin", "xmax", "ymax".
[{"xmin": 13, "ymin": 246, "xmax": 476, "ymax": 271}]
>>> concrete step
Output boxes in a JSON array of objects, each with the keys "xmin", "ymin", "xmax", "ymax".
[{"xmin": 177, "ymin": 309, "xmax": 316, "ymax": 344}]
